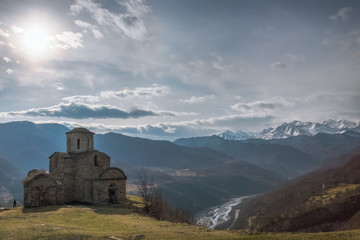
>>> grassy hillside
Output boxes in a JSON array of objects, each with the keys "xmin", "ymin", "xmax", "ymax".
[
  {"xmin": 230, "ymin": 152, "xmax": 360, "ymax": 233},
  {"xmin": 1, "ymin": 195, "xmax": 360, "ymax": 240}
]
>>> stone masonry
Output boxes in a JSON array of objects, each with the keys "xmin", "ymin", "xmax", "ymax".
[{"xmin": 24, "ymin": 127, "xmax": 127, "ymax": 207}]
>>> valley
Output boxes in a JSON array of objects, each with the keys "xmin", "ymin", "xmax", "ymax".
[
  {"xmin": 1, "ymin": 120, "xmax": 360, "ymax": 237},
  {"xmin": 196, "ymin": 196, "xmax": 252, "ymax": 229}
]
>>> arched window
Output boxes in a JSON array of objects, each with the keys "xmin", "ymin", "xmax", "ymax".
[
  {"xmin": 94, "ymin": 155, "xmax": 98, "ymax": 167},
  {"xmin": 77, "ymin": 139, "xmax": 80, "ymax": 149},
  {"xmin": 108, "ymin": 183, "xmax": 117, "ymax": 203}
]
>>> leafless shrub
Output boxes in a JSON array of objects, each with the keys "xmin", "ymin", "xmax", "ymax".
[{"xmin": 136, "ymin": 168, "xmax": 193, "ymax": 224}]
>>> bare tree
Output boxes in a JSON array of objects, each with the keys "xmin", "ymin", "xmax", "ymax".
[
  {"xmin": 135, "ymin": 168, "xmax": 154, "ymax": 214},
  {"xmin": 135, "ymin": 168, "xmax": 194, "ymax": 224}
]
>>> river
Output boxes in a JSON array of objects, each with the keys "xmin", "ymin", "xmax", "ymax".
[{"xmin": 196, "ymin": 196, "xmax": 251, "ymax": 229}]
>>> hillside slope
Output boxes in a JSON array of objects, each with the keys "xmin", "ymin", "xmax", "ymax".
[
  {"xmin": 96, "ymin": 132, "xmax": 231, "ymax": 168},
  {"xmin": 175, "ymin": 136, "xmax": 316, "ymax": 178},
  {"xmin": 230, "ymin": 152, "xmax": 360, "ymax": 233},
  {"xmin": 0, "ymin": 121, "xmax": 68, "ymax": 171},
  {"xmin": 96, "ymin": 132, "xmax": 286, "ymax": 211},
  {"xmin": 213, "ymin": 141, "xmax": 316, "ymax": 178},
  {"xmin": 0, "ymin": 157, "xmax": 24, "ymax": 206},
  {"xmin": 1, "ymin": 195, "xmax": 360, "ymax": 240},
  {"xmin": 267, "ymin": 132, "xmax": 360, "ymax": 161}
]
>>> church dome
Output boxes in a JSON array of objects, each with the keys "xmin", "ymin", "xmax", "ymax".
[
  {"xmin": 66, "ymin": 127, "xmax": 95, "ymax": 153},
  {"xmin": 66, "ymin": 127, "xmax": 94, "ymax": 134}
]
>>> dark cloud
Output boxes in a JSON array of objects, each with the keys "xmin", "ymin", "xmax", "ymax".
[
  {"xmin": 231, "ymin": 97, "xmax": 293, "ymax": 113},
  {"xmin": 7, "ymin": 102, "xmax": 161, "ymax": 119}
]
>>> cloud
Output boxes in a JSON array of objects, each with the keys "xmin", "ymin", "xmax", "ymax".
[
  {"xmin": 1, "ymin": 102, "xmax": 167, "ymax": 119},
  {"xmin": 330, "ymin": 7, "xmax": 352, "ymax": 22},
  {"xmin": 287, "ymin": 53, "xmax": 305, "ymax": 63},
  {"xmin": 211, "ymin": 56, "xmax": 226, "ymax": 71},
  {"xmin": 54, "ymin": 83, "xmax": 64, "ymax": 91},
  {"xmin": 270, "ymin": 61, "xmax": 287, "ymax": 70},
  {"xmin": 180, "ymin": 96, "xmax": 205, "ymax": 103},
  {"xmin": 91, "ymin": 29, "xmax": 104, "ymax": 38},
  {"xmin": 55, "ymin": 31, "xmax": 84, "ymax": 49},
  {"xmin": 74, "ymin": 20, "xmax": 94, "ymax": 29},
  {"xmin": 70, "ymin": 0, "xmax": 150, "ymax": 40},
  {"xmin": 0, "ymin": 29, "xmax": 9, "ymax": 38},
  {"xmin": 62, "ymin": 95, "xmax": 100, "ymax": 103},
  {"xmin": 100, "ymin": 84, "xmax": 170, "ymax": 99},
  {"xmin": 74, "ymin": 20, "xmax": 104, "ymax": 38},
  {"xmin": 62, "ymin": 85, "xmax": 169, "ymax": 104},
  {"xmin": 3, "ymin": 57, "xmax": 12, "ymax": 63},
  {"xmin": 10, "ymin": 25, "xmax": 24, "ymax": 34},
  {"xmin": 6, "ymin": 69, "xmax": 13, "ymax": 75},
  {"xmin": 180, "ymin": 95, "xmax": 214, "ymax": 104},
  {"xmin": 231, "ymin": 97, "xmax": 293, "ymax": 113},
  {"xmin": 191, "ymin": 114, "xmax": 275, "ymax": 130}
]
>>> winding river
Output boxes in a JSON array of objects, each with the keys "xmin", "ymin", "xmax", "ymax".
[{"xmin": 196, "ymin": 196, "xmax": 251, "ymax": 229}]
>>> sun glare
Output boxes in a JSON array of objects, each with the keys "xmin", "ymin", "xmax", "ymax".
[{"xmin": 22, "ymin": 27, "xmax": 52, "ymax": 58}]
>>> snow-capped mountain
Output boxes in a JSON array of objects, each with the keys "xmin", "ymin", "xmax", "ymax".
[
  {"xmin": 217, "ymin": 130, "xmax": 250, "ymax": 140},
  {"xmin": 217, "ymin": 119, "xmax": 360, "ymax": 140}
]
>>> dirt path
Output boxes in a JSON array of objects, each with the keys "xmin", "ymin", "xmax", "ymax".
[{"xmin": 227, "ymin": 209, "xmax": 240, "ymax": 229}]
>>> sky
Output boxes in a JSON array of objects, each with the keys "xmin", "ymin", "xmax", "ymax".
[{"xmin": 0, "ymin": 0, "xmax": 360, "ymax": 140}]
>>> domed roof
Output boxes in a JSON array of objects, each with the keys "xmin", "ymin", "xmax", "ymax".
[{"xmin": 66, "ymin": 127, "xmax": 94, "ymax": 134}]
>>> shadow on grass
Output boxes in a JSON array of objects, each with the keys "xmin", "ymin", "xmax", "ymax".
[
  {"xmin": 92, "ymin": 197, "xmax": 144, "ymax": 215},
  {"xmin": 22, "ymin": 205, "xmax": 63, "ymax": 213},
  {"xmin": 21, "ymin": 197, "xmax": 145, "ymax": 216}
]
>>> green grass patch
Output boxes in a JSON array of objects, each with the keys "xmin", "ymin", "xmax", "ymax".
[{"xmin": 1, "ymin": 195, "xmax": 360, "ymax": 239}]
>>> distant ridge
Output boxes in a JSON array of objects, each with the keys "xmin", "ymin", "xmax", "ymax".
[
  {"xmin": 217, "ymin": 130, "xmax": 250, "ymax": 140},
  {"xmin": 216, "ymin": 119, "xmax": 360, "ymax": 140}
]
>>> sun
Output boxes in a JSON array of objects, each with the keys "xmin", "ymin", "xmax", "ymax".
[{"xmin": 22, "ymin": 27, "xmax": 52, "ymax": 58}]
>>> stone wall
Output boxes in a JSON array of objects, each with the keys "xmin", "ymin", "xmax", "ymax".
[
  {"xmin": 67, "ymin": 132, "xmax": 94, "ymax": 153},
  {"xmin": 93, "ymin": 179, "xmax": 126, "ymax": 204},
  {"xmin": 93, "ymin": 168, "xmax": 127, "ymax": 204},
  {"xmin": 23, "ymin": 171, "xmax": 63, "ymax": 207},
  {"xmin": 49, "ymin": 151, "xmax": 111, "ymax": 203},
  {"xmin": 72, "ymin": 151, "xmax": 110, "ymax": 203}
]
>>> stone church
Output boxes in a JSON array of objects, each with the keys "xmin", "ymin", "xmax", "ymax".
[{"xmin": 23, "ymin": 127, "xmax": 127, "ymax": 207}]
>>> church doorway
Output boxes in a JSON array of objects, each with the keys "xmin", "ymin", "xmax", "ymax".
[
  {"xmin": 31, "ymin": 188, "xmax": 40, "ymax": 207},
  {"xmin": 108, "ymin": 183, "xmax": 118, "ymax": 203}
]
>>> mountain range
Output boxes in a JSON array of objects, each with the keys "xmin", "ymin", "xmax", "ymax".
[
  {"xmin": 1, "ymin": 120, "xmax": 360, "ymax": 215},
  {"xmin": 217, "ymin": 119, "xmax": 360, "ymax": 140},
  {"xmin": 0, "ymin": 121, "xmax": 284, "ymax": 211},
  {"xmin": 174, "ymin": 131, "xmax": 360, "ymax": 177}
]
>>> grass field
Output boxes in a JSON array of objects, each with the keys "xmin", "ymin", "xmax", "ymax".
[{"xmin": 1, "ymin": 195, "xmax": 360, "ymax": 240}]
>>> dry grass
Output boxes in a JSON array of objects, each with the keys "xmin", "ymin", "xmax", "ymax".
[
  {"xmin": 1, "ymin": 195, "xmax": 360, "ymax": 239},
  {"xmin": 306, "ymin": 184, "xmax": 360, "ymax": 208}
]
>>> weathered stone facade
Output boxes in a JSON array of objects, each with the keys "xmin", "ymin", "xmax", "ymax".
[{"xmin": 24, "ymin": 128, "xmax": 126, "ymax": 207}]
